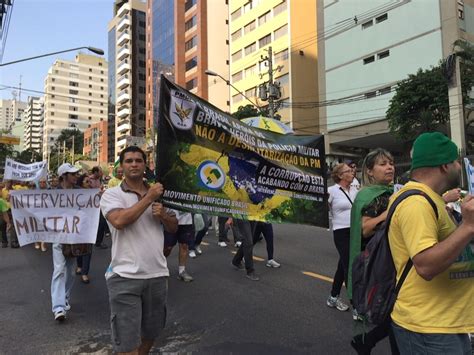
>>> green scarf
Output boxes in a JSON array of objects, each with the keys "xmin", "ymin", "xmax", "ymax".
[{"xmin": 347, "ymin": 184, "xmax": 393, "ymax": 299}]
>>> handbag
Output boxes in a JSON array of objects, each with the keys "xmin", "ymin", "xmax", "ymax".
[{"xmin": 62, "ymin": 244, "xmax": 92, "ymax": 258}]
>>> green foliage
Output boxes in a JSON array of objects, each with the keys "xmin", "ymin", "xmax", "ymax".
[
  {"xmin": 55, "ymin": 128, "xmax": 84, "ymax": 155},
  {"xmin": 387, "ymin": 66, "xmax": 449, "ymax": 140},
  {"xmin": 15, "ymin": 148, "xmax": 42, "ymax": 164},
  {"xmin": 232, "ymin": 105, "xmax": 261, "ymax": 120}
]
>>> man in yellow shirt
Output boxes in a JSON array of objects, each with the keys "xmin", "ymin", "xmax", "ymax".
[
  {"xmin": 388, "ymin": 132, "xmax": 474, "ymax": 354},
  {"xmin": 1, "ymin": 180, "xmax": 20, "ymax": 248}
]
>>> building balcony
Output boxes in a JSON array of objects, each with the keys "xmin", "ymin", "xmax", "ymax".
[
  {"xmin": 117, "ymin": 107, "xmax": 130, "ymax": 118},
  {"xmin": 117, "ymin": 90, "xmax": 130, "ymax": 104},
  {"xmin": 117, "ymin": 122, "xmax": 131, "ymax": 133},
  {"xmin": 117, "ymin": 74, "xmax": 130, "ymax": 89},
  {"xmin": 117, "ymin": 3, "xmax": 129, "ymax": 17},
  {"xmin": 117, "ymin": 137, "xmax": 127, "ymax": 148},
  {"xmin": 117, "ymin": 46, "xmax": 130, "ymax": 60},
  {"xmin": 117, "ymin": 60, "xmax": 130, "ymax": 75},
  {"xmin": 117, "ymin": 31, "xmax": 130, "ymax": 46},
  {"xmin": 117, "ymin": 15, "xmax": 130, "ymax": 32}
]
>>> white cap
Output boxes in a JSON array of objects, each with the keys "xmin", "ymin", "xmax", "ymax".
[{"xmin": 57, "ymin": 163, "xmax": 80, "ymax": 177}]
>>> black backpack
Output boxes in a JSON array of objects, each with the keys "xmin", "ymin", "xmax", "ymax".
[{"xmin": 351, "ymin": 189, "xmax": 438, "ymax": 325}]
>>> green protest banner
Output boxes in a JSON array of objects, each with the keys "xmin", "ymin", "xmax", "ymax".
[{"xmin": 156, "ymin": 76, "xmax": 328, "ymax": 228}]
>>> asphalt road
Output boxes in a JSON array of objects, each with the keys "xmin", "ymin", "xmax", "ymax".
[{"xmin": 0, "ymin": 223, "xmax": 390, "ymax": 354}]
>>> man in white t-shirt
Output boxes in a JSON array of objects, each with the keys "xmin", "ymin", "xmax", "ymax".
[{"xmin": 100, "ymin": 146, "xmax": 177, "ymax": 354}]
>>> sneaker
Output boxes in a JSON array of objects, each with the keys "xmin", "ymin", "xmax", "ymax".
[
  {"xmin": 177, "ymin": 270, "xmax": 194, "ymax": 282},
  {"xmin": 54, "ymin": 310, "xmax": 66, "ymax": 322},
  {"xmin": 217, "ymin": 241, "xmax": 227, "ymax": 247},
  {"xmin": 352, "ymin": 308, "xmax": 363, "ymax": 321},
  {"xmin": 246, "ymin": 271, "xmax": 260, "ymax": 281},
  {"xmin": 64, "ymin": 301, "xmax": 71, "ymax": 311},
  {"xmin": 231, "ymin": 261, "xmax": 244, "ymax": 270},
  {"xmin": 327, "ymin": 295, "xmax": 349, "ymax": 312},
  {"xmin": 195, "ymin": 246, "xmax": 202, "ymax": 255},
  {"xmin": 234, "ymin": 241, "xmax": 242, "ymax": 248},
  {"xmin": 266, "ymin": 259, "xmax": 281, "ymax": 268},
  {"xmin": 189, "ymin": 250, "xmax": 197, "ymax": 258},
  {"xmin": 34, "ymin": 243, "xmax": 40, "ymax": 250}
]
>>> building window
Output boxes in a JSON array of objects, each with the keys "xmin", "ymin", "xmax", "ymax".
[
  {"xmin": 185, "ymin": 16, "xmax": 197, "ymax": 31},
  {"xmin": 70, "ymin": 106, "xmax": 78, "ymax": 111},
  {"xmin": 185, "ymin": 36, "xmax": 197, "ymax": 51},
  {"xmin": 363, "ymin": 55, "xmax": 375, "ymax": 64},
  {"xmin": 259, "ymin": 34, "xmax": 271, "ymax": 48},
  {"xmin": 244, "ymin": 42, "xmax": 256, "ymax": 56},
  {"xmin": 232, "ymin": 71, "xmax": 243, "ymax": 82},
  {"xmin": 379, "ymin": 86, "xmax": 391, "ymax": 95},
  {"xmin": 69, "ymin": 89, "xmax": 78, "ymax": 95},
  {"xmin": 274, "ymin": 1, "xmax": 287, "ymax": 16},
  {"xmin": 139, "ymin": 60, "xmax": 146, "ymax": 67},
  {"xmin": 361, "ymin": 20, "xmax": 373, "ymax": 29},
  {"xmin": 274, "ymin": 24, "xmax": 288, "ymax": 39},
  {"xmin": 376, "ymin": 13, "xmax": 388, "ymax": 23},
  {"xmin": 185, "ymin": 56, "xmax": 198, "ymax": 71},
  {"xmin": 98, "ymin": 62, "xmax": 103, "ymax": 66},
  {"xmin": 89, "ymin": 68, "xmax": 93, "ymax": 72},
  {"xmin": 259, "ymin": 11, "xmax": 271, "ymax": 26},
  {"xmin": 185, "ymin": 0, "xmax": 197, "ymax": 12},
  {"xmin": 231, "ymin": 29, "xmax": 242, "ymax": 41},
  {"xmin": 139, "ymin": 34, "xmax": 146, "ymax": 41},
  {"xmin": 244, "ymin": 20, "xmax": 256, "ymax": 34},
  {"xmin": 69, "ymin": 114, "xmax": 79, "ymax": 119},
  {"xmin": 89, "ymin": 84, "xmax": 92, "ymax": 88},
  {"xmin": 186, "ymin": 78, "xmax": 197, "ymax": 90},
  {"xmin": 364, "ymin": 91, "xmax": 376, "ymax": 99},
  {"xmin": 245, "ymin": 65, "xmax": 256, "ymax": 78},
  {"xmin": 245, "ymin": 87, "xmax": 255, "ymax": 98},
  {"xmin": 275, "ymin": 48, "xmax": 289, "ymax": 61},
  {"xmin": 243, "ymin": 1, "xmax": 253, "ymax": 13},
  {"xmin": 70, "ymin": 64, "xmax": 79, "ymax": 70},
  {"xmin": 231, "ymin": 7, "xmax": 242, "ymax": 21},
  {"xmin": 69, "ymin": 73, "xmax": 79, "ymax": 78},
  {"xmin": 378, "ymin": 50, "xmax": 390, "ymax": 60},
  {"xmin": 231, "ymin": 50, "xmax": 242, "ymax": 62},
  {"xmin": 458, "ymin": 0, "xmax": 465, "ymax": 19}
]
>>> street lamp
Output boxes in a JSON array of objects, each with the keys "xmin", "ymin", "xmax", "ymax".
[
  {"xmin": 205, "ymin": 69, "xmax": 263, "ymax": 113},
  {"xmin": 0, "ymin": 46, "xmax": 105, "ymax": 67}
]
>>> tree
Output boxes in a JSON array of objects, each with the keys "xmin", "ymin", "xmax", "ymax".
[
  {"xmin": 55, "ymin": 128, "xmax": 84, "ymax": 155},
  {"xmin": 231, "ymin": 104, "xmax": 281, "ymax": 120},
  {"xmin": 386, "ymin": 65, "xmax": 450, "ymax": 140},
  {"xmin": 15, "ymin": 148, "xmax": 42, "ymax": 164},
  {"xmin": 453, "ymin": 39, "xmax": 474, "ymax": 126}
]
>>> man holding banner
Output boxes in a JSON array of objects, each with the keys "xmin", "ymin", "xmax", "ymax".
[{"xmin": 100, "ymin": 146, "xmax": 178, "ymax": 354}]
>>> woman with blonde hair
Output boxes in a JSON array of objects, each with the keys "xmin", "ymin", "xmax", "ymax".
[
  {"xmin": 348, "ymin": 148, "xmax": 396, "ymax": 354},
  {"xmin": 326, "ymin": 163, "xmax": 358, "ymax": 312}
]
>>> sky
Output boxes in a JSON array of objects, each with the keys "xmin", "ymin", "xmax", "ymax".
[{"xmin": 0, "ymin": 0, "xmax": 113, "ymax": 101}]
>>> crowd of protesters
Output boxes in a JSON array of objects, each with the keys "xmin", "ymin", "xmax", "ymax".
[{"xmin": 2, "ymin": 130, "xmax": 473, "ymax": 354}]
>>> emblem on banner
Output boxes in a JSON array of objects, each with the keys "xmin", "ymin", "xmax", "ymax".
[
  {"xmin": 170, "ymin": 90, "xmax": 195, "ymax": 130},
  {"xmin": 197, "ymin": 161, "xmax": 226, "ymax": 191}
]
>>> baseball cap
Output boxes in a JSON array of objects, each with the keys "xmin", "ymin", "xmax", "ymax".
[{"xmin": 57, "ymin": 163, "xmax": 80, "ymax": 177}]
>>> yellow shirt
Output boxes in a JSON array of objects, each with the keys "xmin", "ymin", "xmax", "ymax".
[{"xmin": 388, "ymin": 181, "xmax": 474, "ymax": 333}]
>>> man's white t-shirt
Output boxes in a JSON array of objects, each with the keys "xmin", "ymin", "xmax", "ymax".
[
  {"xmin": 328, "ymin": 184, "xmax": 358, "ymax": 230},
  {"xmin": 100, "ymin": 183, "xmax": 171, "ymax": 279}
]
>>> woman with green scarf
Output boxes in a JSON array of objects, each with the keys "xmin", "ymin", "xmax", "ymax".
[{"xmin": 348, "ymin": 148, "xmax": 396, "ymax": 354}]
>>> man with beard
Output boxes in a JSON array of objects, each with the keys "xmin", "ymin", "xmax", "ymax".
[{"xmin": 387, "ymin": 132, "xmax": 474, "ymax": 354}]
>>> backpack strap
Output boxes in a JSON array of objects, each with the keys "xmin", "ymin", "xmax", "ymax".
[{"xmin": 383, "ymin": 189, "xmax": 439, "ymax": 295}]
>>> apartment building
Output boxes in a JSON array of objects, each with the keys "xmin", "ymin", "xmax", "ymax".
[
  {"xmin": 108, "ymin": 0, "xmax": 147, "ymax": 160},
  {"xmin": 23, "ymin": 96, "xmax": 44, "ymax": 155},
  {"xmin": 83, "ymin": 120, "xmax": 108, "ymax": 163},
  {"xmin": 42, "ymin": 53, "xmax": 108, "ymax": 161},
  {"xmin": 146, "ymin": 0, "xmax": 229, "ymax": 153},
  {"xmin": 320, "ymin": 0, "xmax": 474, "ymax": 157},
  {"xmin": 229, "ymin": 0, "xmax": 319, "ymax": 131},
  {"xmin": 0, "ymin": 99, "xmax": 26, "ymax": 131}
]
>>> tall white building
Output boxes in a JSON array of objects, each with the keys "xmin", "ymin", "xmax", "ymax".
[
  {"xmin": 0, "ymin": 99, "xmax": 26, "ymax": 131},
  {"xmin": 108, "ymin": 0, "xmax": 147, "ymax": 160},
  {"xmin": 23, "ymin": 96, "xmax": 44, "ymax": 155},
  {"xmin": 319, "ymin": 0, "xmax": 472, "ymax": 158},
  {"xmin": 43, "ymin": 53, "xmax": 108, "ymax": 160}
]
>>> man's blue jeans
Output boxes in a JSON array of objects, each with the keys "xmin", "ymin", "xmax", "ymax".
[
  {"xmin": 51, "ymin": 243, "xmax": 75, "ymax": 313},
  {"xmin": 392, "ymin": 322, "xmax": 471, "ymax": 355}
]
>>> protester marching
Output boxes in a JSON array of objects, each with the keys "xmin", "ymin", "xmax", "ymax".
[{"xmin": 1, "ymin": 76, "xmax": 472, "ymax": 354}]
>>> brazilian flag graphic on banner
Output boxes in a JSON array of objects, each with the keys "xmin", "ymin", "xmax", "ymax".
[{"xmin": 156, "ymin": 76, "xmax": 329, "ymax": 228}]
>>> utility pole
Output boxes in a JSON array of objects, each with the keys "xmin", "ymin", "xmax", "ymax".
[
  {"xmin": 258, "ymin": 46, "xmax": 281, "ymax": 120},
  {"xmin": 72, "ymin": 135, "xmax": 75, "ymax": 165}
]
